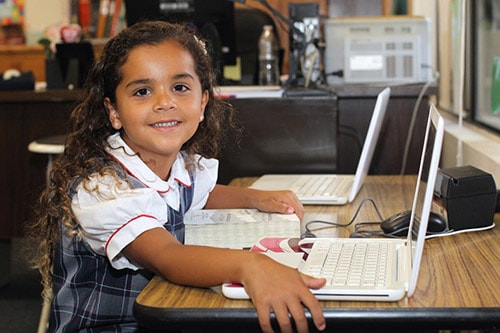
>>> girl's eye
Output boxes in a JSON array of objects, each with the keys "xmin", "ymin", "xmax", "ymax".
[
  {"xmin": 173, "ymin": 84, "xmax": 189, "ymax": 92},
  {"xmin": 134, "ymin": 88, "xmax": 151, "ymax": 96}
]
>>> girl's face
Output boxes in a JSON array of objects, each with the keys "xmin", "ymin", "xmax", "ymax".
[{"xmin": 106, "ymin": 40, "xmax": 208, "ymax": 178}]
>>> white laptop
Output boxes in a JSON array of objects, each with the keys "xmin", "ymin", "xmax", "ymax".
[
  {"xmin": 222, "ymin": 103, "xmax": 445, "ymax": 301},
  {"xmin": 249, "ymin": 87, "xmax": 391, "ymax": 205}
]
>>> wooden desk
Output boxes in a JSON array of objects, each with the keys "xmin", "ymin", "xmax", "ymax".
[{"xmin": 133, "ymin": 176, "xmax": 500, "ymax": 332}]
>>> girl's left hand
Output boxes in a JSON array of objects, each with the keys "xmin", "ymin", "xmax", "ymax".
[
  {"xmin": 250, "ymin": 189, "xmax": 305, "ymax": 220},
  {"xmin": 205, "ymin": 185, "xmax": 305, "ymax": 220}
]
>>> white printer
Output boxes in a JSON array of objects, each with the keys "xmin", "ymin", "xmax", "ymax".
[{"xmin": 323, "ymin": 16, "xmax": 432, "ymax": 85}]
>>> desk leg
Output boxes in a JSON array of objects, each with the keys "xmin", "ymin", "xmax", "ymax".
[{"xmin": 0, "ymin": 239, "xmax": 12, "ymax": 287}]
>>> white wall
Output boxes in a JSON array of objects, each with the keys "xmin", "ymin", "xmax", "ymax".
[
  {"xmin": 24, "ymin": 0, "xmax": 69, "ymax": 44},
  {"xmin": 441, "ymin": 113, "xmax": 500, "ymax": 185},
  {"xmin": 411, "ymin": 0, "xmax": 438, "ymax": 74},
  {"xmin": 414, "ymin": 0, "xmax": 500, "ymax": 186}
]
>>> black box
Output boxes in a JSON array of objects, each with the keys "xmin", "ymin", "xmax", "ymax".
[
  {"xmin": 0, "ymin": 71, "xmax": 35, "ymax": 91},
  {"xmin": 433, "ymin": 165, "xmax": 496, "ymax": 231}
]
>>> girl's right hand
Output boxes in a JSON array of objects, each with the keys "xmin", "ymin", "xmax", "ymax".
[{"xmin": 240, "ymin": 253, "xmax": 326, "ymax": 333}]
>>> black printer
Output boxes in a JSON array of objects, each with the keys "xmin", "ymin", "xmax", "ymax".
[{"xmin": 433, "ymin": 165, "xmax": 497, "ymax": 231}]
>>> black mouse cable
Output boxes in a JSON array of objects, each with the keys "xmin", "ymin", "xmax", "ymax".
[
  {"xmin": 302, "ymin": 198, "xmax": 385, "ymax": 238},
  {"xmin": 350, "ymin": 223, "xmax": 407, "ymax": 239}
]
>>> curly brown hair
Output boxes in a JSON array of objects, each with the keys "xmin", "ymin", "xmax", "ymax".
[{"xmin": 25, "ymin": 20, "xmax": 237, "ymax": 300}]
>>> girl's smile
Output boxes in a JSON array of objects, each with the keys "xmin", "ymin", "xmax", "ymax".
[{"xmin": 151, "ymin": 121, "xmax": 179, "ymax": 128}]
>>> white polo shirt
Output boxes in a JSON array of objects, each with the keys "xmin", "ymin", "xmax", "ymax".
[{"xmin": 71, "ymin": 133, "xmax": 218, "ymax": 270}]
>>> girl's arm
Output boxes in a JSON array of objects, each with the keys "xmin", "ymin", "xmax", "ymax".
[
  {"xmin": 205, "ymin": 184, "xmax": 305, "ymax": 220},
  {"xmin": 123, "ymin": 227, "xmax": 326, "ymax": 333}
]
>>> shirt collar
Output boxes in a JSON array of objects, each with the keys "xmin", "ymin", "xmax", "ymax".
[{"xmin": 106, "ymin": 133, "xmax": 192, "ymax": 194}]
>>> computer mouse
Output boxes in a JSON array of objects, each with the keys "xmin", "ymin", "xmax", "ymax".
[
  {"xmin": 381, "ymin": 210, "xmax": 412, "ymax": 236},
  {"xmin": 381, "ymin": 210, "xmax": 447, "ymax": 236},
  {"xmin": 427, "ymin": 213, "xmax": 449, "ymax": 234}
]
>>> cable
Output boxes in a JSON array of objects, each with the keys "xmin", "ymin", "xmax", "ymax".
[
  {"xmin": 455, "ymin": 0, "xmax": 467, "ymax": 167},
  {"xmin": 303, "ymin": 196, "xmax": 494, "ymax": 239},
  {"xmin": 424, "ymin": 223, "xmax": 496, "ymax": 239},
  {"xmin": 399, "ymin": 67, "xmax": 440, "ymax": 174},
  {"xmin": 350, "ymin": 224, "xmax": 405, "ymax": 239},
  {"xmin": 302, "ymin": 198, "xmax": 385, "ymax": 238},
  {"xmin": 325, "ymin": 70, "xmax": 344, "ymax": 78},
  {"xmin": 351, "ymin": 219, "xmax": 495, "ymax": 240}
]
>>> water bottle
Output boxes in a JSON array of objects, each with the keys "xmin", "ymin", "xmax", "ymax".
[{"xmin": 258, "ymin": 25, "xmax": 280, "ymax": 86}]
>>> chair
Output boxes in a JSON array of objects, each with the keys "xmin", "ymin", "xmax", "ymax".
[
  {"xmin": 234, "ymin": 6, "xmax": 282, "ymax": 85},
  {"xmin": 27, "ymin": 134, "xmax": 66, "ymax": 184},
  {"xmin": 37, "ymin": 292, "xmax": 52, "ymax": 333}
]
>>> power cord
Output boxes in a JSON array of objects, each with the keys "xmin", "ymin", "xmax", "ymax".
[
  {"xmin": 350, "ymin": 223, "xmax": 406, "ymax": 238},
  {"xmin": 325, "ymin": 70, "xmax": 344, "ymax": 78},
  {"xmin": 302, "ymin": 198, "xmax": 385, "ymax": 238},
  {"xmin": 424, "ymin": 224, "xmax": 495, "ymax": 239},
  {"xmin": 400, "ymin": 66, "xmax": 440, "ymax": 174}
]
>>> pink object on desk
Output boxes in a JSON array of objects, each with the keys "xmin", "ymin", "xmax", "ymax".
[{"xmin": 60, "ymin": 24, "xmax": 82, "ymax": 43}]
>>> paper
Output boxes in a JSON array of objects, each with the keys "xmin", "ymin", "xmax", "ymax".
[{"xmin": 184, "ymin": 209, "xmax": 300, "ymax": 249}]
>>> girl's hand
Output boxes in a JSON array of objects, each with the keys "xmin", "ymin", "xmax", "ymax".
[
  {"xmin": 248, "ymin": 189, "xmax": 305, "ymax": 220},
  {"xmin": 205, "ymin": 185, "xmax": 305, "ymax": 220},
  {"xmin": 241, "ymin": 253, "xmax": 326, "ymax": 333}
]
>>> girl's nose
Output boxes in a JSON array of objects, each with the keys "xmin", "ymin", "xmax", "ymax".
[{"xmin": 154, "ymin": 91, "xmax": 176, "ymax": 111}]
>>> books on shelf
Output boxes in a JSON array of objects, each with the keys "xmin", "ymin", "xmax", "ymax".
[{"xmin": 75, "ymin": 0, "xmax": 125, "ymax": 39}]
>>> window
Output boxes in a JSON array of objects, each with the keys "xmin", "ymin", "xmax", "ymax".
[{"xmin": 472, "ymin": 0, "xmax": 500, "ymax": 132}]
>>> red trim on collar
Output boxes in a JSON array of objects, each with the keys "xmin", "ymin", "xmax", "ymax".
[
  {"xmin": 109, "ymin": 155, "xmax": 170, "ymax": 194},
  {"xmin": 174, "ymin": 177, "xmax": 192, "ymax": 188}
]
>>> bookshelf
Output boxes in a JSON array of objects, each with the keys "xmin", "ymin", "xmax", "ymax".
[{"xmin": 68, "ymin": 0, "xmax": 125, "ymax": 39}]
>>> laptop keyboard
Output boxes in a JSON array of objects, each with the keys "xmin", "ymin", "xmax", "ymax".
[
  {"xmin": 292, "ymin": 176, "xmax": 353, "ymax": 197},
  {"xmin": 302, "ymin": 240, "xmax": 389, "ymax": 287}
]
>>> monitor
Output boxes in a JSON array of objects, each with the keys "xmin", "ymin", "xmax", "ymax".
[
  {"xmin": 54, "ymin": 42, "xmax": 95, "ymax": 89},
  {"xmin": 124, "ymin": 0, "xmax": 237, "ymax": 83}
]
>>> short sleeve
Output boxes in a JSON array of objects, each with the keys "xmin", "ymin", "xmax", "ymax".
[
  {"xmin": 189, "ymin": 157, "xmax": 218, "ymax": 210},
  {"xmin": 71, "ymin": 174, "xmax": 167, "ymax": 270}
]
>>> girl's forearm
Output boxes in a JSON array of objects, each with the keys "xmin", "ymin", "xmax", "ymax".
[
  {"xmin": 204, "ymin": 184, "xmax": 257, "ymax": 209},
  {"xmin": 156, "ymin": 244, "xmax": 262, "ymax": 287},
  {"xmin": 124, "ymin": 227, "xmax": 263, "ymax": 287}
]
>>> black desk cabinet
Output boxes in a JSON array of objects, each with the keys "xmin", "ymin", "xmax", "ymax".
[
  {"xmin": 0, "ymin": 90, "xmax": 78, "ymax": 238},
  {"xmin": 218, "ymin": 96, "xmax": 338, "ymax": 185},
  {"xmin": 335, "ymin": 84, "xmax": 433, "ymax": 175},
  {"xmin": 218, "ymin": 84, "xmax": 434, "ymax": 184}
]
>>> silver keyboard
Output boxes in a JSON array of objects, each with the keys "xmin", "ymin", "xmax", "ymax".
[
  {"xmin": 302, "ymin": 240, "xmax": 389, "ymax": 287},
  {"xmin": 292, "ymin": 176, "xmax": 353, "ymax": 197}
]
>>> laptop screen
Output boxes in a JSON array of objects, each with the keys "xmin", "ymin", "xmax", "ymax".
[{"xmin": 407, "ymin": 104, "xmax": 444, "ymax": 295}]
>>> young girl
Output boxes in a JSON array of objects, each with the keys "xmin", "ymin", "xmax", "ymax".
[{"xmin": 27, "ymin": 21, "xmax": 326, "ymax": 333}]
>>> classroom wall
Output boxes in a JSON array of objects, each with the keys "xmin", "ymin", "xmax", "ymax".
[
  {"xmin": 415, "ymin": 0, "xmax": 500, "ymax": 185},
  {"xmin": 441, "ymin": 114, "xmax": 500, "ymax": 185},
  {"xmin": 411, "ymin": 0, "xmax": 438, "ymax": 75},
  {"xmin": 24, "ymin": 0, "xmax": 69, "ymax": 45}
]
